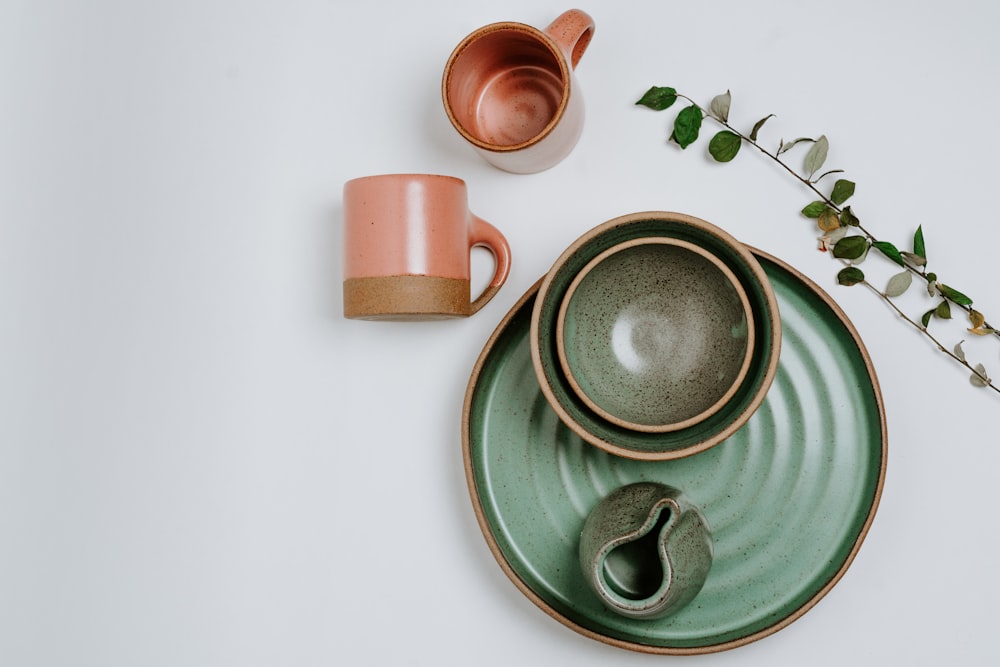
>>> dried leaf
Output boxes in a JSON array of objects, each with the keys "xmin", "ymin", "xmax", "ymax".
[
  {"xmin": 954, "ymin": 341, "xmax": 967, "ymax": 361},
  {"xmin": 636, "ymin": 86, "xmax": 677, "ymax": 110},
  {"xmin": 967, "ymin": 309, "xmax": 996, "ymax": 335},
  {"xmin": 813, "ymin": 168, "xmax": 845, "ymax": 183},
  {"xmin": 804, "ymin": 135, "xmax": 829, "ymax": 177},
  {"xmin": 812, "ymin": 169, "xmax": 844, "ymax": 183},
  {"xmin": 710, "ymin": 90, "xmax": 731, "ymax": 122},
  {"xmin": 819, "ymin": 226, "xmax": 849, "ymax": 252},
  {"xmin": 778, "ymin": 136, "xmax": 815, "ymax": 155},
  {"xmin": 901, "ymin": 251, "xmax": 927, "ymax": 268},
  {"xmin": 749, "ymin": 114, "xmax": 775, "ymax": 142},
  {"xmin": 884, "ymin": 270, "xmax": 912, "ymax": 297},
  {"xmin": 671, "ymin": 105, "xmax": 703, "ymax": 149},
  {"xmin": 969, "ymin": 326, "xmax": 998, "ymax": 336},
  {"xmin": 837, "ymin": 266, "xmax": 865, "ymax": 286},
  {"xmin": 832, "ymin": 235, "xmax": 868, "ymax": 260},
  {"xmin": 817, "ymin": 207, "xmax": 841, "ymax": 232},
  {"xmin": 830, "ymin": 179, "xmax": 856, "ymax": 205},
  {"xmin": 708, "ymin": 130, "xmax": 741, "ymax": 162},
  {"xmin": 971, "ymin": 364, "xmax": 991, "ymax": 388}
]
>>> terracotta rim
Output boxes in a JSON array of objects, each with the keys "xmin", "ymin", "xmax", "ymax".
[
  {"xmin": 530, "ymin": 211, "xmax": 782, "ymax": 461},
  {"xmin": 442, "ymin": 22, "xmax": 572, "ymax": 153},
  {"xmin": 555, "ymin": 237, "xmax": 757, "ymax": 433},
  {"xmin": 343, "ymin": 172, "xmax": 465, "ymax": 189},
  {"xmin": 461, "ymin": 248, "xmax": 888, "ymax": 655}
]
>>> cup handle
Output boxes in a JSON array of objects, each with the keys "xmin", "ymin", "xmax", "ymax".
[
  {"xmin": 544, "ymin": 9, "xmax": 595, "ymax": 69},
  {"xmin": 468, "ymin": 215, "xmax": 512, "ymax": 315}
]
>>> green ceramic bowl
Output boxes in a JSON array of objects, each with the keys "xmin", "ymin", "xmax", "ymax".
[
  {"xmin": 556, "ymin": 237, "xmax": 755, "ymax": 433},
  {"xmin": 530, "ymin": 211, "xmax": 781, "ymax": 460}
]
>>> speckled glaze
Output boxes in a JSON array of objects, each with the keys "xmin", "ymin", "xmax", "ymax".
[
  {"xmin": 531, "ymin": 212, "xmax": 781, "ymax": 460},
  {"xmin": 442, "ymin": 9, "xmax": 594, "ymax": 173},
  {"xmin": 579, "ymin": 482, "xmax": 713, "ymax": 620},
  {"xmin": 557, "ymin": 238, "xmax": 754, "ymax": 432},
  {"xmin": 342, "ymin": 174, "xmax": 511, "ymax": 320},
  {"xmin": 462, "ymin": 250, "xmax": 887, "ymax": 654}
]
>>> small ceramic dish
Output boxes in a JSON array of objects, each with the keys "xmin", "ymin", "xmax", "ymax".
[
  {"xmin": 556, "ymin": 238, "xmax": 755, "ymax": 432},
  {"xmin": 578, "ymin": 482, "xmax": 713, "ymax": 620},
  {"xmin": 530, "ymin": 211, "xmax": 781, "ymax": 461}
]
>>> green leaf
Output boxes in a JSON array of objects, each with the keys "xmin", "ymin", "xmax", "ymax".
[
  {"xmin": 671, "ymin": 105, "xmax": 703, "ymax": 149},
  {"xmin": 913, "ymin": 225, "xmax": 926, "ymax": 260},
  {"xmin": 817, "ymin": 207, "xmax": 841, "ymax": 232},
  {"xmin": 830, "ymin": 179, "xmax": 856, "ymax": 205},
  {"xmin": 884, "ymin": 270, "xmax": 912, "ymax": 297},
  {"xmin": 832, "ymin": 235, "xmax": 869, "ymax": 260},
  {"xmin": 804, "ymin": 134, "xmax": 829, "ymax": 177},
  {"xmin": 710, "ymin": 90, "xmax": 731, "ymax": 122},
  {"xmin": 935, "ymin": 299, "xmax": 952, "ymax": 320},
  {"xmin": 840, "ymin": 206, "xmax": 860, "ymax": 227},
  {"xmin": 938, "ymin": 284, "xmax": 973, "ymax": 306},
  {"xmin": 837, "ymin": 267, "xmax": 865, "ymax": 286},
  {"xmin": 801, "ymin": 201, "xmax": 826, "ymax": 218},
  {"xmin": 636, "ymin": 86, "xmax": 677, "ymax": 110},
  {"xmin": 708, "ymin": 130, "xmax": 741, "ymax": 162},
  {"xmin": 872, "ymin": 240, "xmax": 905, "ymax": 266},
  {"xmin": 921, "ymin": 308, "xmax": 934, "ymax": 328},
  {"xmin": 749, "ymin": 114, "xmax": 775, "ymax": 142}
]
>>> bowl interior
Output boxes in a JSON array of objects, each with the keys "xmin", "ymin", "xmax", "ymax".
[
  {"xmin": 531, "ymin": 212, "xmax": 781, "ymax": 460},
  {"xmin": 558, "ymin": 238, "xmax": 754, "ymax": 432}
]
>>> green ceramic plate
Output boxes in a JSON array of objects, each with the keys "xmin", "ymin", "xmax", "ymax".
[{"xmin": 462, "ymin": 250, "xmax": 886, "ymax": 655}]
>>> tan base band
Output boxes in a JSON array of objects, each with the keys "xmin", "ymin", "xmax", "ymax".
[{"xmin": 343, "ymin": 275, "xmax": 471, "ymax": 321}]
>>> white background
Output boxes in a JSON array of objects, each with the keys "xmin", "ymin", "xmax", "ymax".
[{"xmin": 3, "ymin": 1, "xmax": 999, "ymax": 664}]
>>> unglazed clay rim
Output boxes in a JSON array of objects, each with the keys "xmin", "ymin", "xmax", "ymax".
[
  {"xmin": 530, "ymin": 211, "xmax": 782, "ymax": 461},
  {"xmin": 555, "ymin": 237, "xmax": 756, "ymax": 433},
  {"xmin": 461, "ymin": 249, "xmax": 888, "ymax": 655},
  {"xmin": 442, "ymin": 21, "xmax": 572, "ymax": 153}
]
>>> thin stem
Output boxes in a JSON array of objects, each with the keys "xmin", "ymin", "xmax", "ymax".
[{"xmin": 862, "ymin": 281, "xmax": 1000, "ymax": 395}]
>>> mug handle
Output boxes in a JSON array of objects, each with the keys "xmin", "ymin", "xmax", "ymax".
[
  {"xmin": 544, "ymin": 9, "xmax": 595, "ymax": 69},
  {"xmin": 468, "ymin": 215, "xmax": 512, "ymax": 315}
]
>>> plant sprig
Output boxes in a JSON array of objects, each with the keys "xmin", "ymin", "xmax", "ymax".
[{"xmin": 636, "ymin": 85, "xmax": 998, "ymax": 395}]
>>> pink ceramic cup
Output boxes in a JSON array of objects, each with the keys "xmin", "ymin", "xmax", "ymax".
[
  {"xmin": 442, "ymin": 9, "xmax": 595, "ymax": 174},
  {"xmin": 342, "ymin": 174, "xmax": 512, "ymax": 320}
]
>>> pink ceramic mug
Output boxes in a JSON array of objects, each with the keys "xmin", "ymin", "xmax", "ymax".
[
  {"xmin": 342, "ymin": 174, "xmax": 512, "ymax": 320},
  {"xmin": 442, "ymin": 9, "xmax": 595, "ymax": 174}
]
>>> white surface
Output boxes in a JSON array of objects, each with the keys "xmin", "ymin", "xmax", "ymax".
[{"xmin": 2, "ymin": 1, "xmax": 999, "ymax": 664}]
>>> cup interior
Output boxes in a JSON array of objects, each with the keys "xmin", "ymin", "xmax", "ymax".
[
  {"xmin": 445, "ymin": 24, "xmax": 568, "ymax": 149},
  {"xmin": 557, "ymin": 238, "xmax": 754, "ymax": 432}
]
